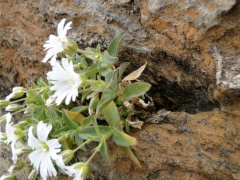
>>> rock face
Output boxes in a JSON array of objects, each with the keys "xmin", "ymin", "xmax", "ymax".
[{"xmin": 0, "ymin": 0, "xmax": 240, "ymax": 179}]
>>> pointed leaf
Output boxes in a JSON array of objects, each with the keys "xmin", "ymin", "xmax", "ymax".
[
  {"xmin": 113, "ymin": 128, "xmax": 137, "ymax": 147},
  {"xmin": 62, "ymin": 110, "xmax": 79, "ymax": 130},
  {"xmin": 78, "ymin": 126, "xmax": 112, "ymax": 141},
  {"xmin": 121, "ymin": 82, "xmax": 151, "ymax": 101},
  {"xmin": 123, "ymin": 62, "xmax": 147, "ymax": 81},
  {"xmin": 82, "ymin": 115, "xmax": 93, "ymax": 126},
  {"xmin": 102, "ymin": 101, "xmax": 121, "ymax": 127},
  {"xmin": 51, "ymin": 126, "xmax": 70, "ymax": 138},
  {"xmin": 100, "ymin": 140, "xmax": 110, "ymax": 162},
  {"xmin": 102, "ymin": 50, "xmax": 119, "ymax": 64},
  {"xmin": 107, "ymin": 32, "xmax": 125, "ymax": 57},
  {"xmin": 65, "ymin": 110, "xmax": 85, "ymax": 123},
  {"xmin": 118, "ymin": 62, "xmax": 130, "ymax": 82},
  {"xmin": 96, "ymin": 93, "xmax": 117, "ymax": 115},
  {"xmin": 74, "ymin": 132, "xmax": 86, "ymax": 150},
  {"xmin": 121, "ymin": 147, "xmax": 141, "ymax": 167},
  {"xmin": 71, "ymin": 106, "xmax": 88, "ymax": 113}
]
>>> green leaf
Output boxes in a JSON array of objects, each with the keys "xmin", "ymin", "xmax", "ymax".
[
  {"xmin": 112, "ymin": 128, "xmax": 137, "ymax": 147},
  {"xmin": 85, "ymin": 47, "xmax": 99, "ymax": 61},
  {"xmin": 96, "ymin": 93, "xmax": 117, "ymax": 115},
  {"xmin": 51, "ymin": 126, "xmax": 70, "ymax": 138},
  {"xmin": 46, "ymin": 107, "xmax": 59, "ymax": 121},
  {"xmin": 82, "ymin": 115, "xmax": 93, "ymax": 126},
  {"xmin": 84, "ymin": 63, "xmax": 99, "ymax": 77},
  {"xmin": 75, "ymin": 134, "xmax": 85, "ymax": 147},
  {"xmin": 121, "ymin": 147, "xmax": 141, "ymax": 167},
  {"xmin": 121, "ymin": 82, "xmax": 151, "ymax": 101},
  {"xmin": 85, "ymin": 63, "xmax": 109, "ymax": 78},
  {"xmin": 117, "ymin": 62, "xmax": 130, "ymax": 82},
  {"xmin": 73, "ymin": 131, "xmax": 86, "ymax": 150},
  {"xmin": 102, "ymin": 101, "xmax": 121, "ymax": 127},
  {"xmin": 101, "ymin": 65, "xmax": 113, "ymax": 77},
  {"xmin": 81, "ymin": 90, "xmax": 92, "ymax": 102},
  {"xmin": 100, "ymin": 140, "xmax": 110, "ymax": 162},
  {"xmin": 71, "ymin": 106, "xmax": 88, "ymax": 113},
  {"xmin": 78, "ymin": 126, "xmax": 112, "ymax": 141},
  {"xmin": 107, "ymin": 32, "xmax": 125, "ymax": 57},
  {"xmin": 34, "ymin": 106, "xmax": 46, "ymax": 120},
  {"xmin": 62, "ymin": 110, "xmax": 79, "ymax": 130},
  {"xmin": 107, "ymin": 68, "xmax": 119, "ymax": 90},
  {"xmin": 102, "ymin": 50, "xmax": 119, "ymax": 64},
  {"xmin": 105, "ymin": 62, "xmax": 129, "ymax": 84}
]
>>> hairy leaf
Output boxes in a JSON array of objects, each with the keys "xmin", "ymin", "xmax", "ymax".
[{"xmin": 121, "ymin": 82, "xmax": 151, "ymax": 101}]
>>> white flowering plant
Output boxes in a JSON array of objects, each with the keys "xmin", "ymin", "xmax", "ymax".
[{"xmin": 0, "ymin": 19, "xmax": 151, "ymax": 180}]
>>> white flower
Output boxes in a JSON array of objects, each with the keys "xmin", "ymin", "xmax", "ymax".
[
  {"xmin": 27, "ymin": 121, "xmax": 62, "ymax": 180},
  {"xmin": 5, "ymin": 113, "xmax": 22, "ymax": 163},
  {"xmin": 46, "ymin": 58, "xmax": 82, "ymax": 106},
  {"xmin": 6, "ymin": 113, "xmax": 19, "ymax": 144},
  {"xmin": 42, "ymin": 19, "xmax": 72, "ymax": 65}
]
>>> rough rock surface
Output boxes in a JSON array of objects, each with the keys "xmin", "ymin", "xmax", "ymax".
[{"xmin": 0, "ymin": 0, "xmax": 240, "ymax": 179}]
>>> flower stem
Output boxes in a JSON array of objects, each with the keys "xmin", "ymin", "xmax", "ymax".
[
  {"xmin": 73, "ymin": 139, "xmax": 92, "ymax": 153},
  {"xmin": 77, "ymin": 49, "xmax": 103, "ymax": 57},
  {"xmin": 10, "ymin": 98, "xmax": 26, "ymax": 103},
  {"xmin": 11, "ymin": 108, "xmax": 27, "ymax": 115},
  {"xmin": 78, "ymin": 88, "xmax": 91, "ymax": 93},
  {"xmin": 86, "ymin": 147, "xmax": 99, "ymax": 164}
]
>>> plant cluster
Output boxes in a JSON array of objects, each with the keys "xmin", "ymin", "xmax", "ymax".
[{"xmin": 0, "ymin": 19, "xmax": 151, "ymax": 180}]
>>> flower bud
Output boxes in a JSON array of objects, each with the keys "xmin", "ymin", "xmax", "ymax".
[
  {"xmin": 60, "ymin": 149, "xmax": 74, "ymax": 164},
  {"xmin": 15, "ymin": 146, "xmax": 32, "ymax": 156},
  {"xmin": 73, "ymin": 63, "xmax": 81, "ymax": 71},
  {"xmin": 74, "ymin": 162, "xmax": 91, "ymax": 179},
  {"xmin": 16, "ymin": 120, "xmax": 28, "ymax": 127},
  {"xmin": 8, "ymin": 161, "xmax": 25, "ymax": 173},
  {"xmin": 63, "ymin": 38, "xmax": 78, "ymax": 53},
  {"xmin": 0, "ymin": 173, "xmax": 15, "ymax": 180},
  {"xmin": 88, "ymin": 96, "xmax": 99, "ymax": 115},
  {"xmin": 0, "ymin": 100, "xmax": 10, "ymax": 108},
  {"xmin": 14, "ymin": 127, "xmax": 23, "ymax": 139},
  {"xmin": 6, "ymin": 87, "xmax": 25, "ymax": 100},
  {"xmin": 5, "ymin": 104, "xmax": 21, "ymax": 112},
  {"xmin": 58, "ymin": 133, "xmax": 70, "ymax": 142}
]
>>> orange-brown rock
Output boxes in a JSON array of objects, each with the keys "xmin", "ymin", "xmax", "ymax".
[{"xmin": 0, "ymin": 0, "xmax": 240, "ymax": 179}]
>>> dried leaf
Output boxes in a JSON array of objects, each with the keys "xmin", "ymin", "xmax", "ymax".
[
  {"xmin": 128, "ymin": 120, "xmax": 144, "ymax": 129},
  {"xmin": 123, "ymin": 61, "xmax": 147, "ymax": 81}
]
